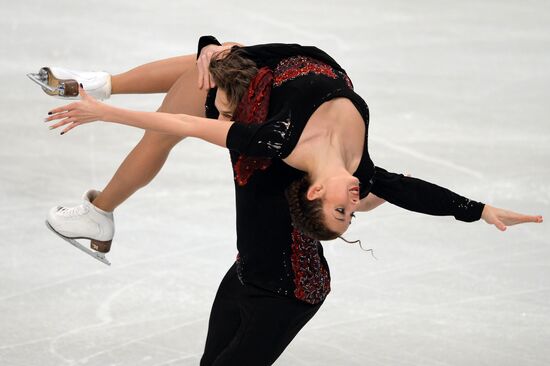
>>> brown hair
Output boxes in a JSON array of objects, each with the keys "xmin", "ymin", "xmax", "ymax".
[
  {"xmin": 209, "ymin": 47, "xmax": 259, "ymax": 111},
  {"xmin": 285, "ymin": 175, "xmax": 340, "ymax": 241}
]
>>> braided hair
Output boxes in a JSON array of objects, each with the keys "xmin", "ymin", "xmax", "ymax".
[{"xmin": 285, "ymin": 175, "xmax": 340, "ymax": 241}]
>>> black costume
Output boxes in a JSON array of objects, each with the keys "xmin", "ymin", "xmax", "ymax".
[{"xmin": 197, "ymin": 36, "xmax": 484, "ymax": 366}]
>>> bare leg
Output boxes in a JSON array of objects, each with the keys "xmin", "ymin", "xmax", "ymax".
[
  {"xmin": 110, "ymin": 54, "xmax": 198, "ymax": 95},
  {"xmin": 109, "ymin": 41, "xmax": 242, "ymax": 94},
  {"xmin": 92, "ymin": 57, "xmax": 207, "ymax": 212}
]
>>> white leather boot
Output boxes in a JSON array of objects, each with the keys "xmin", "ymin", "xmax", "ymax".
[
  {"xmin": 27, "ymin": 67, "xmax": 111, "ymax": 100},
  {"xmin": 47, "ymin": 190, "xmax": 114, "ymax": 255}
]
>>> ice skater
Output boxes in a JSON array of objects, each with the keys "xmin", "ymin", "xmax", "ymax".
[{"xmin": 35, "ymin": 36, "xmax": 542, "ymax": 365}]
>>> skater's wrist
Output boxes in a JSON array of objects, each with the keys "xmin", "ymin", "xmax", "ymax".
[{"xmin": 99, "ymin": 103, "xmax": 119, "ymax": 123}]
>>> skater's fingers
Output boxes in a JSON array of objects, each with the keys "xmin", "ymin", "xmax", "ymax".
[
  {"xmin": 197, "ymin": 60, "xmax": 204, "ymax": 89},
  {"xmin": 522, "ymin": 215, "xmax": 544, "ymax": 224},
  {"xmin": 199, "ymin": 52, "xmax": 216, "ymax": 90},
  {"xmin": 60, "ymin": 121, "xmax": 82, "ymax": 135},
  {"xmin": 45, "ymin": 110, "xmax": 74, "ymax": 123},
  {"xmin": 48, "ymin": 102, "xmax": 78, "ymax": 116},
  {"xmin": 488, "ymin": 212, "xmax": 507, "ymax": 231},
  {"xmin": 197, "ymin": 54, "xmax": 209, "ymax": 89},
  {"xmin": 197, "ymin": 48, "xmax": 210, "ymax": 89},
  {"xmin": 49, "ymin": 117, "xmax": 75, "ymax": 130},
  {"xmin": 45, "ymin": 114, "xmax": 64, "ymax": 124},
  {"xmin": 494, "ymin": 220, "xmax": 507, "ymax": 231},
  {"xmin": 204, "ymin": 49, "xmax": 221, "ymax": 89},
  {"xmin": 501, "ymin": 212, "xmax": 544, "ymax": 226}
]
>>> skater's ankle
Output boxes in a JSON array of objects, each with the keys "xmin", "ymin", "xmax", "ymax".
[
  {"xmin": 90, "ymin": 195, "xmax": 115, "ymax": 213},
  {"xmin": 110, "ymin": 74, "xmax": 122, "ymax": 95}
]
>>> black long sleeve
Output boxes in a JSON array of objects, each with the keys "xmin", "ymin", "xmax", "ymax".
[{"xmin": 370, "ymin": 167, "xmax": 485, "ymax": 222}]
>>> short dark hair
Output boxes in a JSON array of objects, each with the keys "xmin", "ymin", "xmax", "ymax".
[
  {"xmin": 208, "ymin": 48, "xmax": 259, "ymax": 112},
  {"xmin": 285, "ymin": 175, "xmax": 339, "ymax": 241}
]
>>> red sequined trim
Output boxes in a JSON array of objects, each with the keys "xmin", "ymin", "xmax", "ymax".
[
  {"xmin": 233, "ymin": 157, "xmax": 272, "ymax": 186},
  {"xmin": 274, "ymin": 56, "xmax": 338, "ymax": 86},
  {"xmin": 341, "ymin": 72, "xmax": 354, "ymax": 90},
  {"xmin": 290, "ymin": 229, "xmax": 330, "ymax": 304},
  {"xmin": 232, "ymin": 67, "xmax": 274, "ymax": 186}
]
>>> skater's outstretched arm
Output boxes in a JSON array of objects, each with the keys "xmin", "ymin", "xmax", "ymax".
[
  {"xmin": 368, "ymin": 168, "xmax": 543, "ymax": 231},
  {"xmin": 46, "ymin": 87, "xmax": 233, "ymax": 146}
]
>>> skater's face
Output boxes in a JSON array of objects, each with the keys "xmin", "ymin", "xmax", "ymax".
[
  {"xmin": 215, "ymin": 89, "xmax": 234, "ymax": 121},
  {"xmin": 307, "ymin": 174, "xmax": 360, "ymax": 234}
]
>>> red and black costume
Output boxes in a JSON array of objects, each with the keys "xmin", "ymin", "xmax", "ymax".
[{"xmin": 198, "ymin": 36, "xmax": 484, "ymax": 366}]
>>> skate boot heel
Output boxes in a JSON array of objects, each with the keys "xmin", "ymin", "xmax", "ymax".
[
  {"xmin": 91, "ymin": 239, "xmax": 112, "ymax": 253},
  {"xmin": 60, "ymin": 79, "xmax": 79, "ymax": 97}
]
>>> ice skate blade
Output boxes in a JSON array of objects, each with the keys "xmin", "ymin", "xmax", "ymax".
[
  {"xmin": 27, "ymin": 73, "xmax": 56, "ymax": 92},
  {"xmin": 45, "ymin": 221, "xmax": 111, "ymax": 266}
]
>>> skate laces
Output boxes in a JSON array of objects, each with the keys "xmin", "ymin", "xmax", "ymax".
[{"xmin": 57, "ymin": 204, "xmax": 88, "ymax": 217}]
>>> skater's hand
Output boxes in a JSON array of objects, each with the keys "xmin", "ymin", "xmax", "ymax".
[
  {"xmin": 481, "ymin": 204, "xmax": 543, "ymax": 231},
  {"xmin": 197, "ymin": 44, "xmax": 233, "ymax": 90},
  {"xmin": 45, "ymin": 86, "xmax": 106, "ymax": 135}
]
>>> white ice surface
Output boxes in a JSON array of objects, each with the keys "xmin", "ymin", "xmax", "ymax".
[{"xmin": 1, "ymin": 0, "xmax": 549, "ymax": 365}]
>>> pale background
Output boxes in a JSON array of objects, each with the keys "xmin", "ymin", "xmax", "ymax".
[{"xmin": 1, "ymin": 0, "xmax": 549, "ymax": 365}]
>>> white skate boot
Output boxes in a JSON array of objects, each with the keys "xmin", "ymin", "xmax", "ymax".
[
  {"xmin": 46, "ymin": 190, "xmax": 114, "ymax": 265},
  {"xmin": 27, "ymin": 67, "xmax": 111, "ymax": 100}
]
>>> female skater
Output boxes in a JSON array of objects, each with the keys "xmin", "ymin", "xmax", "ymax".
[
  {"xmin": 42, "ymin": 36, "xmax": 542, "ymax": 365},
  {"xmin": 45, "ymin": 36, "xmax": 542, "ymax": 241}
]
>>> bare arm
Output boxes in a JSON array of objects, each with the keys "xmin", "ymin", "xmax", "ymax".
[
  {"xmin": 356, "ymin": 193, "xmax": 386, "ymax": 212},
  {"xmin": 46, "ymin": 87, "xmax": 233, "ymax": 148}
]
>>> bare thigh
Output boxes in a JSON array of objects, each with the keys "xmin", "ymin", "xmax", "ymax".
[
  {"xmin": 158, "ymin": 60, "xmax": 207, "ymax": 115},
  {"xmin": 146, "ymin": 60, "xmax": 208, "ymax": 146}
]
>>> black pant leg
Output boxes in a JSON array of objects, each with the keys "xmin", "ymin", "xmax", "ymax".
[
  {"xmin": 211, "ymin": 284, "xmax": 323, "ymax": 366},
  {"xmin": 200, "ymin": 264, "xmax": 243, "ymax": 366}
]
